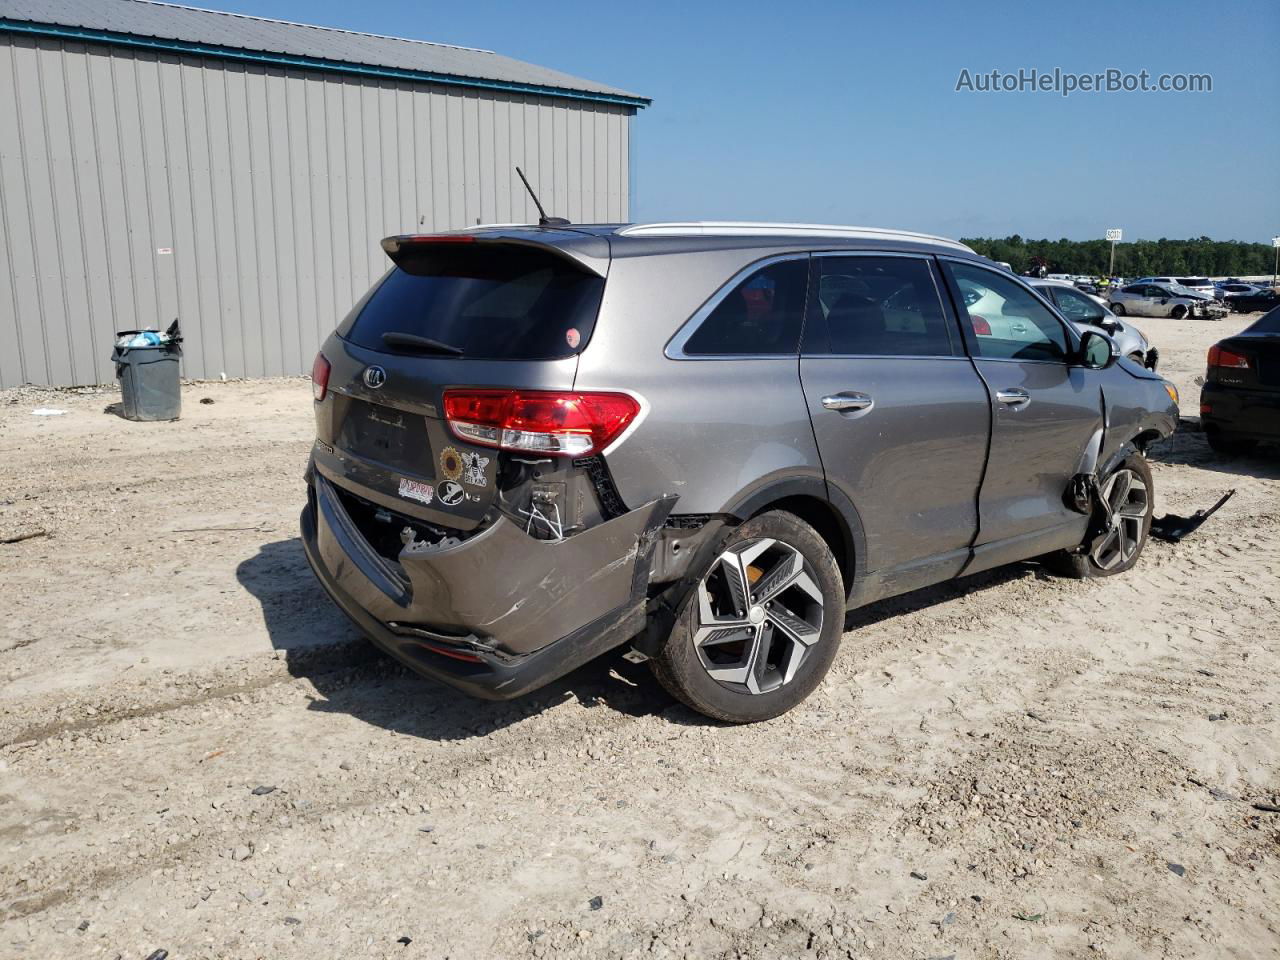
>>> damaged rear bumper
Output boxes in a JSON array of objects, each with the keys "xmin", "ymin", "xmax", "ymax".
[{"xmin": 301, "ymin": 473, "xmax": 675, "ymax": 699}]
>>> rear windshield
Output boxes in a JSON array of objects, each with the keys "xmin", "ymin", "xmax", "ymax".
[
  {"xmin": 339, "ymin": 245, "xmax": 605, "ymax": 360},
  {"xmin": 1177, "ymin": 278, "xmax": 1210, "ymax": 286},
  {"xmin": 1248, "ymin": 306, "xmax": 1280, "ymax": 334}
]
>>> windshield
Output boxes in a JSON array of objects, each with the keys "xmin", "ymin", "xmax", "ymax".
[
  {"xmin": 339, "ymin": 245, "xmax": 605, "ymax": 360},
  {"xmin": 1177, "ymin": 278, "xmax": 1210, "ymax": 287}
]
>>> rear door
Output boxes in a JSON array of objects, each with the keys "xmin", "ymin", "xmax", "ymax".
[
  {"xmin": 800, "ymin": 253, "xmax": 990, "ymax": 594},
  {"xmin": 313, "ymin": 238, "xmax": 606, "ymax": 530},
  {"xmin": 940, "ymin": 260, "xmax": 1101, "ymax": 570}
]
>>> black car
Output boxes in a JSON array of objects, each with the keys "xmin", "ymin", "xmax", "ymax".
[
  {"xmin": 1200, "ymin": 306, "xmax": 1280, "ymax": 455},
  {"xmin": 1227, "ymin": 288, "xmax": 1280, "ymax": 313}
]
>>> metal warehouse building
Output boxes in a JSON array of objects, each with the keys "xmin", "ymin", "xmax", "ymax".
[{"xmin": 0, "ymin": 0, "xmax": 648, "ymax": 387}]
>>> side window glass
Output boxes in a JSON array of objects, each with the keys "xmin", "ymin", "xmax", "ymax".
[
  {"xmin": 946, "ymin": 262, "xmax": 1069, "ymax": 362},
  {"xmin": 1054, "ymin": 287, "xmax": 1107, "ymax": 323},
  {"xmin": 810, "ymin": 256, "xmax": 953, "ymax": 357},
  {"xmin": 683, "ymin": 259, "xmax": 808, "ymax": 356}
]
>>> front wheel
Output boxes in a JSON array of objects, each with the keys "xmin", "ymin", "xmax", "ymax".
[
  {"xmin": 1170, "ymin": 305, "xmax": 1188, "ymax": 319},
  {"xmin": 1110, "ymin": 303, "xmax": 1126, "ymax": 316},
  {"xmin": 1042, "ymin": 454, "xmax": 1153, "ymax": 579},
  {"xmin": 650, "ymin": 510, "xmax": 844, "ymax": 723}
]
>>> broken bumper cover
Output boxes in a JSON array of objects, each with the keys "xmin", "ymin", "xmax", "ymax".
[{"xmin": 301, "ymin": 474, "xmax": 675, "ymax": 699}]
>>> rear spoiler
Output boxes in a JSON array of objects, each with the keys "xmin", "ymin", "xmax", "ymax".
[{"xmin": 380, "ymin": 232, "xmax": 609, "ymax": 277}]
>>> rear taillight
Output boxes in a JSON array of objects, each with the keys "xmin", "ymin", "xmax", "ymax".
[
  {"xmin": 1207, "ymin": 345, "xmax": 1249, "ymax": 370},
  {"xmin": 442, "ymin": 389, "xmax": 641, "ymax": 457},
  {"xmin": 311, "ymin": 353, "xmax": 331, "ymax": 401},
  {"xmin": 970, "ymin": 314, "xmax": 992, "ymax": 336}
]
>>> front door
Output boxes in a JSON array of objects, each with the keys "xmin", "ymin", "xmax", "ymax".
[
  {"xmin": 800, "ymin": 253, "xmax": 990, "ymax": 596},
  {"xmin": 940, "ymin": 260, "xmax": 1103, "ymax": 572}
]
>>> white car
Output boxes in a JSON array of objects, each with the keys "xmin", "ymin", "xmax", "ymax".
[
  {"xmin": 1109, "ymin": 282, "xmax": 1229, "ymax": 320},
  {"xmin": 1131, "ymin": 276, "xmax": 1218, "ymax": 300},
  {"xmin": 1029, "ymin": 279, "xmax": 1154, "ymax": 366}
]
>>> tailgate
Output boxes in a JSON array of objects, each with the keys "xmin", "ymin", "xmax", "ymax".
[{"xmin": 314, "ymin": 344, "xmax": 579, "ymax": 531}]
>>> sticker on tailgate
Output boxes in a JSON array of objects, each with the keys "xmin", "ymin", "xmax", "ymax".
[{"xmin": 398, "ymin": 477, "xmax": 434, "ymax": 505}]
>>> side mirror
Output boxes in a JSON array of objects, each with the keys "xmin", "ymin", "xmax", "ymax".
[
  {"xmin": 1099, "ymin": 317, "xmax": 1120, "ymax": 334},
  {"xmin": 1078, "ymin": 330, "xmax": 1118, "ymax": 370}
]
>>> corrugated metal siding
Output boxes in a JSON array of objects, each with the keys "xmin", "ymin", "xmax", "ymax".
[{"xmin": 0, "ymin": 34, "xmax": 632, "ymax": 386}]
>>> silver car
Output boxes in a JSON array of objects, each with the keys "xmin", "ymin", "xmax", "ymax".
[
  {"xmin": 302, "ymin": 222, "xmax": 1179, "ymax": 723},
  {"xmin": 1029, "ymin": 278, "xmax": 1155, "ymax": 367},
  {"xmin": 1110, "ymin": 282, "xmax": 1229, "ymax": 320}
]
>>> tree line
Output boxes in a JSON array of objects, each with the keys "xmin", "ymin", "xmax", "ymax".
[{"xmin": 960, "ymin": 235, "xmax": 1277, "ymax": 278}]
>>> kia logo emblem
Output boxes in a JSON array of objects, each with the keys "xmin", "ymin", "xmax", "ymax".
[{"xmin": 363, "ymin": 366, "xmax": 387, "ymax": 389}]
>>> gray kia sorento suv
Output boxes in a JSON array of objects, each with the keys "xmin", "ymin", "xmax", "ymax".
[{"xmin": 301, "ymin": 222, "xmax": 1179, "ymax": 723}]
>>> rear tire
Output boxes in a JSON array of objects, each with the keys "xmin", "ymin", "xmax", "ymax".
[
  {"xmin": 650, "ymin": 510, "xmax": 844, "ymax": 723},
  {"xmin": 1205, "ymin": 428, "xmax": 1257, "ymax": 457},
  {"xmin": 1042, "ymin": 454, "xmax": 1153, "ymax": 579}
]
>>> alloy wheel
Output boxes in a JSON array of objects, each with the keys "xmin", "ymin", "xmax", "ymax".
[
  {"xmin": 1090, "ymin": 468, "xmax": 1149, "ymax": 570},
  {"xmin": 691, "ymin": 538, "xmax": 824, "ymax": 695}
]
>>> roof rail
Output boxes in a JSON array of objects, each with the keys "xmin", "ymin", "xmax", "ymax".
[{"xmin": 615, "ymin": 221, "xmax": 974, "ymax": 252}]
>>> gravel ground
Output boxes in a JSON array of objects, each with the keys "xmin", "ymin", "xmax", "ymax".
[{"xmin": 1, "ymin": 314, "xmax": 1278, "ymax": 960}]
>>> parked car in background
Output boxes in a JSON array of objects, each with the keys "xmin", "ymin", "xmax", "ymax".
[
  {"xmin": 1223, "ymin": 287, "xmax": 1280, "ymax": 313},
  {"xmin": 1216, "ymin": 281, "xmax": 1262, "ymax": 300},
  {"xmin": 1110, "ymin": 283, "xmax": 1229, "ymax": 320},
  {"xmin": 1132, "ymin": 276, "xmax": 1219, "ymax": 300},
  {"xmin": 1030, "ymin": 278, "xmax": 1155, "ymax": 367},
  {"xmin": 1200, "ymin": 306, "xmax": 1280, "ymax": 455},
  {"xmin": 302, "ymin": 221, "xmax": 1179, "ymax": 722}
]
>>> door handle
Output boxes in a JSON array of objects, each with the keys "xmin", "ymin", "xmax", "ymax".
[
  {"xmin": 821, "ymin": 392, "xmax": 874, "ymax": 413},
  {"xmin": 996, "ymin": 388, "xmax": 1030, "ymax": 408}
]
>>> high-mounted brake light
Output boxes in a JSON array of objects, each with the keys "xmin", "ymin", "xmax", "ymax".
[
  {"xmin": 311, "ymin": 353, "xmax": 331, "ymax": 401},
  {"xmin": 380, "ymin": 234, "xmax": 476, "ymax": 255},
  {"xmin": 970, "ymin": 314, "xmax": 992, "ymax": 336},
  {"xmin": 1207, "ymin": 345, "xmax": 1249, "ymax": 369},
  {"xmin": 442, "ymin": 389, "xmax": 641, "ymax": 457}
]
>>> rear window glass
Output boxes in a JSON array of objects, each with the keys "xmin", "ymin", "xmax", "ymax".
[
  {"xmin": 683, "ymin": 259, "xmax": 809, "ymax": 356},
  {"xmin": 339, "ymin": 245, "xmax": 605, "ymax": 360},
  {"xmin": 809, "ymin": 256, "xmax": 954, "ymax": 356},
  {"xmin": 1249, "ymin": 305, "xmax": 1280, "ymax": 334},
  {"xmin": 1177, "ymin": 278, "xmax": 1210, "ymax": 286}
]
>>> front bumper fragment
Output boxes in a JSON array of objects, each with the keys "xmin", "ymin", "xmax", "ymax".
[{"xmin": 302, "ymin": 473, "xmax": 676, "ymax": 699}]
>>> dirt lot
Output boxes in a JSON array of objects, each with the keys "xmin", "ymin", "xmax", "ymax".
[{"xmin": 2, "ymin": 314, "xmax": 1278, "ymax": 960}]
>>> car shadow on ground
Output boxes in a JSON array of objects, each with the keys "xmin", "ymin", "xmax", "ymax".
[
  {"xmin": 238, "ymin": 537, "xmax": 1043, "ymax": 741},
  {"xmin": 236, "ymin": 538, "xmax": 687, "ymax": 742},
  {"xmin": 1148, "ymin": 431, "xmax": 1280, "ymax": 480}
]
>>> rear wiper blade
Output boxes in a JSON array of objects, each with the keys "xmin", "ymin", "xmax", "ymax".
[{"xmin": 380, "ymin": 331, "xmax": 463, "ymax": 356}]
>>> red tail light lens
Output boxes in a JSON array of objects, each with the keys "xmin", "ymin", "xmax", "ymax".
[
  {"xmin": 311, "ymin": 353, "xmax": 331, "ymax": 401},
  {"xmin": 1207, "ymin": 345, "xmax": 1249, "ymax": 369},
  {"xmin": 970, "ymin": 314, "xmax": 992, "ymax": 336},
  {"xmin": 442, "ymin": 389, "xmax": 641, "ymax": 457}
]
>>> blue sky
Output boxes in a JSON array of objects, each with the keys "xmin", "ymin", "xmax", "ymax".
[{"xmin": 180, "ymin": 0, "xmax": 1279, "ymax": 242}]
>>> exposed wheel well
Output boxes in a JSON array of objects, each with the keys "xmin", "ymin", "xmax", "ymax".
[
  {"xmin": 1131, "ymin": 428, "xmax": 1164, "ymax": 453},
  {"xmin": 750, "ymin": 495, "xmax": 852, "ymax": 593}
]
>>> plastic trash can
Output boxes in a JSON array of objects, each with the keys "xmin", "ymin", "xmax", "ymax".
[{"xmin": 112, "ymin": 322, "xmax": 183, "ymax": 421}]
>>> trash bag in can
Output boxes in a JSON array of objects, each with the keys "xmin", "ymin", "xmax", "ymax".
[{"xmin": 112, "ymin": 319, "xmax": 183, "ymax": 421}]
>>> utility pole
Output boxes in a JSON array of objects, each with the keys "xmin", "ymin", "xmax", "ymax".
[
  {"xmin": 1106, "ymin": 228, "xmax": 1122, "ymax": 277},
  {"xmin": 1273, "ymin": 236, "xmax": 1279, "ymax": 286}
]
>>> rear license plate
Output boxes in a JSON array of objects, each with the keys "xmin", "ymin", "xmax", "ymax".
[{"xmin": 339, "ymin": 399, "xmax": 436, "ymax": 477}]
